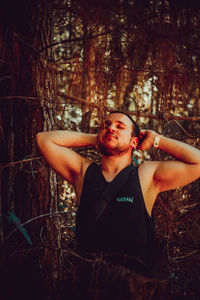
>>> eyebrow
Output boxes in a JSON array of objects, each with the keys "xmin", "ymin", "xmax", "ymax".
[{"xmin": 116, "ymin": 121, "xmax": 126, "ymax": 126}]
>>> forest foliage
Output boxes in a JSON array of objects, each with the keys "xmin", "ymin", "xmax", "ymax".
[{"xmin": 0, "ymin": 0, "xmax": 200, "ymax": 299}]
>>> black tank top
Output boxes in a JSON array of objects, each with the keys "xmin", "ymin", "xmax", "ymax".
[{"xmin": 76, "ymin": 163, "xmax": 155, "ymax": 271}]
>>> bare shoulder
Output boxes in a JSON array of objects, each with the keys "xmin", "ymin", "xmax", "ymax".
[
  {"xmin": 138, "ymin": 161, "xmax": 160, "ymax": 216},
  {"xmin": 138, "ymin": 161, "xmax": 159, "ymax": 176},
  {"xmin": 138, "ymin": 161, "xmax": 159, "ymax": 190}
]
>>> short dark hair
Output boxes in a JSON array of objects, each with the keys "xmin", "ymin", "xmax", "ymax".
[{"xmin": 108, "ymin": 110, "xmax": 140, "ymax": 137}]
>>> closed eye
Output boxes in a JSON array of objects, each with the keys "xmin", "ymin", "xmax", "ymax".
[
  {"xmin": 104, "ymin": 121, "xmax": 111, "ymax": 128},
  {"xmin": 102, "ymin": 120, "xmax": 126, "ymax": 130}
]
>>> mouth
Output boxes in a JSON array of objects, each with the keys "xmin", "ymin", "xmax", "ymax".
[{"xmin": 105, "ymin": 133, "xmax": 117, "ymax": 140}]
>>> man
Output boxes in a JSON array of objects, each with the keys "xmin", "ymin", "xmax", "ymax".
[{"xmin": 36, "ymin": 111, "xmax": 200, "ymax": 273}]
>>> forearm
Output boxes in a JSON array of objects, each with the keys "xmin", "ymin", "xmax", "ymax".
[
  {"xmin": 139, "ymin": 129, "xmax": 200, "ymax": 165},
  {"xmin": 158, "ymin": 135, "xmax": 200, "ymax": 165},
  {"xmin": 36, "ymin": 130, "xmax": 97, "ymax": 149}
]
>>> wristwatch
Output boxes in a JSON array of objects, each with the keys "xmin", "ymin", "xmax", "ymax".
[{"xmin": 154, "ymin": 135, "xmax": 160, "ymax": 148}]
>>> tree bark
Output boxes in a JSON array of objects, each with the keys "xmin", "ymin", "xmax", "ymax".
[{"xmin": 0, "ymin": 1, "xmax": 61, "ymax": 298}]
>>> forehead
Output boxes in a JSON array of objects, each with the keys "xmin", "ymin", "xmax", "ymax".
[{"xmin": 104, "ymin": 113, "xmax": 133, "ymax": 127}]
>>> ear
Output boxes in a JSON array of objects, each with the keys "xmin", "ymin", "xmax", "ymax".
[{"xmin": 130, "ymin": 137, "xmax": 138, "ymax": 149}]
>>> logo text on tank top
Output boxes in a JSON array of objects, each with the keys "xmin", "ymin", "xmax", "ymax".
[{"xmin": 116, "ymin": 196, "xmax": 134, "ymax": 203}]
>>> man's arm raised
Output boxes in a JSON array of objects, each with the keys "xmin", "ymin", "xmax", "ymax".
[
  {"xmin": 36, "ymin": 131, "xmax": 97, "ymax": 186},
  {"xmin": 138, "ymin": 130, "xmax": 200, "ymax": 193}
]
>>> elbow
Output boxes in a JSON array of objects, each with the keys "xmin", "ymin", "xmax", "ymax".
[
  {"xmin": 36, "ymin": 132, "xmax": 45, "ymax": 148},
  {"xmin": 36, "ymin": 132, "xmax": 41, "ymax": 143},
  {"xmin": 36, "ymin": 132, "xmax": 52, "ymax": 152}
]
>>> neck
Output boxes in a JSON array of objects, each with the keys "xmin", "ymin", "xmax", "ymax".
[{"xmin": 101, "ymin": 153, "xmax": 132, "ymax": 181}]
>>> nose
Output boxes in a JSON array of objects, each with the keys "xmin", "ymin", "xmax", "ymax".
[{"xmin": 107, "ymin": 123, "xmax": 116, "ymax": 132}]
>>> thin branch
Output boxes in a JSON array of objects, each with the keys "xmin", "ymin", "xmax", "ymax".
[
  {"xmin": 58, "ymin": 91, "xmax": 200, "ymax": 122},
  {"xmin": 0, "ymin": 96, "xmax": 42, "ymax": 104},
  {"xmin": 174, "ymin": 120, "xmax": 200, "ymax": 138},
  {"xmin": 0, "ymin": 91, "xmax": 200, "ymax": 123},
  {"xmin": 40, "ymin": 29, "xmax": 116, "ymax": 50},
  {"xmin": 1, "ymin": 93, "xmax": 200, "ymax": 123},
  {"xmin": 12, "ymin": 32, "xmax": 58, "ymax": 63},
  {"xmin": 0, "ymin": 76, "xmax": 14, "ymax": 83},
  {"xmin": 6, "ymin": 210, "xmax": 77, "ymax": 240},
  {"xmin": 171, "ymin": 250, "xmax": 199, "ymax": 261},
  {"xmin": 0, "ymin": 156, "xmax": 42, "ymax": 171}
]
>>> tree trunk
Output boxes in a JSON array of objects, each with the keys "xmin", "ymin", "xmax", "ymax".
[{"xmin": 0, "ymin": 1, "xmax": 61, "ymax": 298}]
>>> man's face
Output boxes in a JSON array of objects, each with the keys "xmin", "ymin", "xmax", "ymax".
[{"xmin": 97, "ymin": 113, "xmax": 138, "ymax": 156}]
